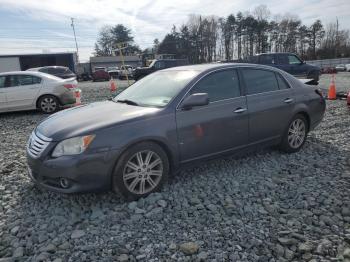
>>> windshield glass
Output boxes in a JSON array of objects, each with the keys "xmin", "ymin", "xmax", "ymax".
[{"xmin": 114, "ymin": 70, "xmax": 199, "ymax": 107}]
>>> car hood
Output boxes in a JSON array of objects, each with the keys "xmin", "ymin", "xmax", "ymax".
[{"xmin": 36, "ymin": 101, "xmax": 160, "ymax": 141}]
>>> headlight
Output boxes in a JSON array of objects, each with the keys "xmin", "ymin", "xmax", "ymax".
[{"xmin": 52, "ymin": 135, "xmax": 95, "ymax": 157}]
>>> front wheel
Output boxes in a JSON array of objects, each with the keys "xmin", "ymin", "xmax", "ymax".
[
  {"xmin": 38, "ymin": 95, "xmax": 59, "ymax": 114},
  {"xmin": 112, "ymin": 142, "xmax": 169, "ymax": 200},
  {"xmin": 280, "ymin": 114, "xmax": 308, "ymax": 153}
]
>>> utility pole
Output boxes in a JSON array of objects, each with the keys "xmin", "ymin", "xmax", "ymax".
[{"xmin": 71, "ymin": 18, "xmax": 79, "ymax": 62}]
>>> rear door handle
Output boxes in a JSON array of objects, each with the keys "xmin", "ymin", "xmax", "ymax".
[
  {"xmin": 284, "ymin": 98, "xmax": 293, "ymax": 103},
  {"xmin": 234, "ymin": 107, "xmax": 247, "ymax": 113}
]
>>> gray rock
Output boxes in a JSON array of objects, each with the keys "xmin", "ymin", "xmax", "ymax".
[
  {"xmin": 169, "ymin": 243, "xmax": 177, "ymax": 250},
  {"xmin": 10, "ymin": 226, "xmax": 19, "ymax": 235},
  {"xmin": 278, "ymin": 238, "xmax": 297, "ymax": 246},
  {"xmin": 179, "ymin": 242, "xmax": 199, "ymax": 255},
  {"xmin": 344, "ymin": 248, "xmax": 350, "ymax": 258},
  {"xmin": 12, "ymin": 247, "xmax": 24, "ymax": 258},
  {"xmin": 197, "ymin": 251, "xmax": 208, "ymax": 261},
  {"xmin": 71, "ymin": 229, "xmax": 85, "ymax": 239},
  {"xmin": 39, "ymin": 243, "xmax": 56, "ymax": 253},
  {"xmin": 128, "ymin": 201, "xmax": 138, "ymax": 210},
  {"xmin": 35, "ymin": 252, "xmax": 49, "ymax": 262},
  {"xmin": 117, "ymin": 254, "xmax": 129, "ymax": 262},
  {"xmin": 157, "ymin": 199, "xmax": 167, "ymax": 208},
  {"xmin": 275, "ymin": 244, "xmax": 285, "ymax": 257},
  {"xmin": 298, "ymin": 242, "xmax": 314, "ymax": 253}
]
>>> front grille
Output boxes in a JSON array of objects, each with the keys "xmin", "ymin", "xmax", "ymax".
[{"xmin": 27, "ymin": 131, "xmax": 52, "ymax": 158}]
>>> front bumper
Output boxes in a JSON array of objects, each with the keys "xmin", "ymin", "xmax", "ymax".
[{"xmin": 26, "ymin": 148, "xmax": 119, "ymax": 193}]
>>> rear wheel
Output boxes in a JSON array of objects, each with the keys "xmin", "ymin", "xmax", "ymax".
[
  {"xmin": 112, "ymin": 142, "xmax": 169, "ymax": 200},
  {"xmin": 280, "ymin": 114, "xmax": 308, "ymax": 153},
  {"xmin": 38, "ymin": 95, "xmax": 59, "ymax": 114}
]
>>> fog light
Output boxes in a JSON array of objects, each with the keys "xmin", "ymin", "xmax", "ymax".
[{"xmin": 60, "ymin": 178, "xmax": 70, "ymax": 189}]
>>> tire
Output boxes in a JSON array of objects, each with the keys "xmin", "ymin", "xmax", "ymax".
[
  {"xmin": 38, "ymin": 95, "xmax": 59, "ymax": 114},
  {"xmin": 112, "ymin": 142, "xmax": 169, "ymax": 200},
  {"xmin": 280, "ymin": 114, "xmax": 308, "ymax": 153}
]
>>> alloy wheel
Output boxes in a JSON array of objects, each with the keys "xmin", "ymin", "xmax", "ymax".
[
  {"xmin": 287, "ymin": 119, "xmax": 306, "ymax": 149},
  {"xmin": 123, "ymin": 150, "xmax": 163, "ymax": 195},
  {"xmin": 41, "ymin": 97, "xmax": 57, "ymax": 113}
]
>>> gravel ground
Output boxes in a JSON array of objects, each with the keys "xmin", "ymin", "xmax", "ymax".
[{"xmin": 0, "ymin": 76, "xmax": 350, "ymax": 262}]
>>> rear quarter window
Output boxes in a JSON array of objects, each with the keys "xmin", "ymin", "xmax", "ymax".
[
  {"xmin": 276, "ymin": 74, "xmax": 290, "ymax": 89},
  {"xmin": 242, "ymin": 69, "xmax": 279, "ymax": 95}
]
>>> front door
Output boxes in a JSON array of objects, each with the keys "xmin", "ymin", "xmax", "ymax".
[
  {"xmin": 240, "ymin": 68, "xmax": 295, "ymax": 143},
  {"xmin": 4, "ymin": 74, "xmax": 42, "ymax": 110},
  {"xmin": 176, "ymin": 69, "xmax": 249, "ymax": 162}
]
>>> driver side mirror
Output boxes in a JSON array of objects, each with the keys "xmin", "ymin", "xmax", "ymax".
[{"xmin": 180, "ymin": 93, "xmax": 209, "ymax": 110}]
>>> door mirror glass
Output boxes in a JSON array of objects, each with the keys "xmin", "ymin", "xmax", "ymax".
[{"xmin": 181, "ymin": 93, "xmax": 209, "ymax": 109}]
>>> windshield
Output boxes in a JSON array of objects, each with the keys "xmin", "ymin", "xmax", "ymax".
[{"xmin": 114, "ymin": 70, "xmax": 199, "ymax": 107}]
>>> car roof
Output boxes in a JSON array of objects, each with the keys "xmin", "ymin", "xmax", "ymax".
[
  {"xmin": 27, "ymin": 66, "xmax": 68, "ymax": 71},
  {"xmin": 163, "ymin": 63, "xmax": 283, "ymax": 73},
  {"xmin": 0, "ymin": 70, "xmax": 62, "ymax": 80}
]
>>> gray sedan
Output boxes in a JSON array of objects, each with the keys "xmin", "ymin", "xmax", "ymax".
[{"xmin": 26, "ymin": 63, "xmax": 326, "ymax": 199}]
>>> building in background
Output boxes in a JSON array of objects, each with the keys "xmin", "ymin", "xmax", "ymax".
[
  {"xmin": 0, "ymin": 52, "xmax": 77, "ymax": 73},
  {"xmin": 90, "ymin": 56, "xmax": 141, "ymax": 71}
]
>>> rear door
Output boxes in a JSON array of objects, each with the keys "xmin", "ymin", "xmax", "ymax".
[
  {"xmin": 240, "ymin": 68, "xmax": 295, "ymax": 143},
  {"xmin": 0, "ymin": 76, "xmax": 7, "ymax": 112},
  {"xmin": 275, "ymin": 54, "xmax": 293, "ymax": 74},
  {"xmin": 176, "ymin": 68, "xmax": 249, "ymax": 162},
  {"xmin": 4, "ymin": 74, "xmax": 42, "ymax": 110}
]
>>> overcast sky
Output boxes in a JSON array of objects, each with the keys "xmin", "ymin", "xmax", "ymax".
[{"xmin": 0, "ymin": 0, "xmax": 349, "ymax": 62}]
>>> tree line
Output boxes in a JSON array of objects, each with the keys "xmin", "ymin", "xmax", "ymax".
[{"xmin": 94, "ymin": 5, "xmax": 350, "ymax": 63}]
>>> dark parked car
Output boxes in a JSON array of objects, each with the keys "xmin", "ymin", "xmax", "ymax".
[
  {"xmin": 92, "ymin": 69, "xmax": 110, "ymax": 81},
  {"xmin": 27, "ymin": 63, "xmax": 325, "ymax": 199},
  {"xmin": 133, "ymin": 59, "xmax": 188, "ymax": 80},
  {"xmin": 246, "ymin": 53, "xmax": 321, "ymax": 83},
  {"xmin": 27, "ymin": 66, "xmax": 76, "ymax": 79}
]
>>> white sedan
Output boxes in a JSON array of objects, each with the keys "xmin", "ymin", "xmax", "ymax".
[{"xmin": 0, "ymin": 71, "xmax": 77, "ymax": 113}]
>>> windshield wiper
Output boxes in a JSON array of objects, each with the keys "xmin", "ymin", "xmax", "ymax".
[{"xmin": 116, "ymin": 99, "xmax": 139, "ymax": 106}]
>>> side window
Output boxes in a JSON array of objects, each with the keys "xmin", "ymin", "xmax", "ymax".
[
  {"xmin": 276, "ymin": 74, "xmax": 290, "ymax": 89},
  {"xmin": 242, "ymin": 69, "xmax": 279, "ymax": 95},
  {"xmin": 32, "ymin": 76, "xmax": 42, "ymax": 84},
  {"xmin": 0, "ymin": 76, "xmax": 5, "ymax": 88},
  {"xmin": 17, "ymin": 75, "xmax": 35, "ymax": 85},
  {"xmin": 154, "ymin": 61, "xmax": 165, "ymax": 69},
  {"xmin": 191, "ymin": 70, "xmax": 240, "ymax": 102},
  {"xmin": 7, "ymin": 76, "xmax": 20, "ymax": 87},
  {"xmin": 288, "ymin": 55, "xmax": 302, "ymax": 65},
  {"xmin": 5, "ymin": 75, "xmax": 40, "ymax": 87},
  {"xmin": 260, "ymin": 55, "xmax": 275, "ymax": 65}
]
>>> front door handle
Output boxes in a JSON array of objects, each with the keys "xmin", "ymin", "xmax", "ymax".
[
  {"xmin": 284, "ymin": 98, "xmax": 293, "ymax": 104},
  {"xmin": 234, "ymin": 107, "xmax": 247, "ymax": 113}
]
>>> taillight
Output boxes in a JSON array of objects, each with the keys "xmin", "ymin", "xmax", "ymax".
[{"xmin": 63, "ymin": 84, "xmax": 76, "ymax": 89}]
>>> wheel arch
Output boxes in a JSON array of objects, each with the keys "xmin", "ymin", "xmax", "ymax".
[
  {"xmin": 295, "ymin": 111, "xmax": 311, "ymax": 132},
  {"xmin": 36, "ymin": 93, "xmax": 62, "ymax": 108},
  {"xmin": 110, "ymin": 138, "xmax": 177, "ymax": 182}
]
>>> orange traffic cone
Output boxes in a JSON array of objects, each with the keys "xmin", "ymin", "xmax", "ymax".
[
  {"xmin": 327, "ymin": 74, "xmax": 336, "ymax": 100},
  {"xmin": 74, "ymin": 89, "xmax": 82, "ymax": 106},
  {"xmin": 110, "ymin": 78, "xmax": 117, "ymax": 93}
]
